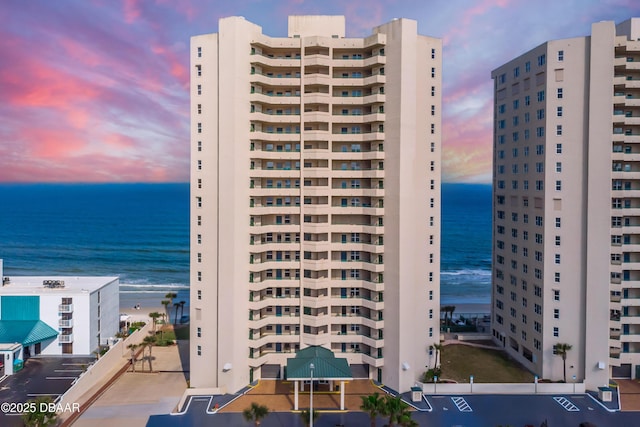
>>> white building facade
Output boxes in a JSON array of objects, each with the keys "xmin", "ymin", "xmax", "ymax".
[
  {"xmin": 0, "ymin": 267, "xmax": 119, "ymax": 356},
  {"xmin": 491, "ymin": 18, "xmax": 640, "ymax": 389},
  {"xmin": 190, "ymin": 15, "xmax": 441, "ymax": 393}
]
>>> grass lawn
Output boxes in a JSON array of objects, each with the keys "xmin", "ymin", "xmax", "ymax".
[{"xmin": 439, "ymin": 344, "xmax": 535, "ymax": 383}]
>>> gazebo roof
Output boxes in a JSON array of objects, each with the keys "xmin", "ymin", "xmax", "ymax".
[{"xmin": 286, "ymin": 345, "xmax": 352, "ymax": 380}]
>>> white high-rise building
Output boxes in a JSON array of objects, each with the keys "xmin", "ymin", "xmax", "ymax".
[
  {"xmin": 491, "ymin": 18, "xmax": 640, "ymax": 389},
  {"xmin": 190, "ymin": 15, "xmax": 441, "ymax": 393}
]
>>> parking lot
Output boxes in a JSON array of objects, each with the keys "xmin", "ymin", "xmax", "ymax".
[
  {"xmin": 147, "ymin": 392, "xmax": 640, "ymax": 427},
  {"xmin": 0, "ymin": 356, "xmax": 95, "ymax": 427}
]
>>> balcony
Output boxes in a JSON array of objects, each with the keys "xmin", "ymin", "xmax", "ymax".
[
  {"xmin": 59, "ymin": 319, "xmax": 73, "ymax": 328},
  {"xmin": 59, "ymin": 334, "xmax": 74, "ymax": 343},
  {"xmin": 58, "ymin": 304, "xmax": 73, "ymax": 313}
]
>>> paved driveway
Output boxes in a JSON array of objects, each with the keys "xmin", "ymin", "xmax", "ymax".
[
  {"xmin": 0, "ymin": 356, "xmax": 94, "ymax": 427},
  {"xmin": 147, "ymin": 393, "xmax": 640, "ymax": 427}
]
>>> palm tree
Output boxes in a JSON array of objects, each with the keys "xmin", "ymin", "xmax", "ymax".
[
  {"xmin": 554, "ymin": 343, "xmax": 573, "ymax": 382},
  {"xmin": 143, "ymin": 335, "xmax": 157, "ymax": 371},
  {"xmin": 173, "ymin": 302, "xmax": 180, "ymax": 325},
  {"xmin": 149, "ymin": 312, "xmax": 161, "ymax": 333},
  {"xmin": 242, "ymin": 402, "xmax": 269, "ymax": 426},
  {"xmin": 433, "ymin": 342, "xmax": 444, "ymax": 369},
  {"xmin": 127, "ymin": 343, "xmax": 139, "ymax": 372},
  {"xmin": 165, "ymin": 292, "xmax": 177, "ymax": 304},
  {"xmin": 299, "ymin": 409, "xmax": 319, "ymax": 427},
  {"xmin": 360, "ymin": 392, "xmax": 384, "ymax": 427},
  {"xmin": 398, "ymin": 413, "xmax": 419, "ymax": 427},
  {"xmin": 381, "ymin": 395, "xmax": 410, "ymax": 427},
  {"xmin": 449, "ymin": 305, "xmax": 456, "ymax": 325},
  {"xmin": 161, "ymin": 299, "xmax": 170, "ymax": 319},
  {"xmin": 22, "ymin": 396, "xmax": 58, "ymax": 427},
  {"xmin": 179, "ymin": 300, "xmax": 186, "ymax": 318}
]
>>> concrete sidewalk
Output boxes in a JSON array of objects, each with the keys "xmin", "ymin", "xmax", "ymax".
[{"xmin": 71, "ymin": 340, "xmax": 189, "ymax": 427}]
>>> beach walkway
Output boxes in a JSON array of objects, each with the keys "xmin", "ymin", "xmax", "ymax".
[{"xmin": 70, "ymin": 339, "xmax": 189, "ymax": 427}]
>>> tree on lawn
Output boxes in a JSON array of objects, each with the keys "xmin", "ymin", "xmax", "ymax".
[
  {"xmin": 554, "ymin": 343, "xmax": 573, "ymax": 382},
  {"xmin": 173, "ymin": 302, "xmax": 180, "ymax": 325},
  {"xmin": 161, "ymin": 299, "xmax": 171, "ymax": 322},
  {"xmin": 242, "ymin": 402, "xmax": 269, "ymax": 426},
  {"xmin": 360, "ymin": 392, "xmax": 384, "ymax": 427},
  {"xmin": 381, "ymin": 395, "xmax": 411, "ymax": 427},
  {"xmin": 179, "ymin": 300, "xmax": 186, "ymax": 318},
  {"xmin": 143, "ymin": 335, "xmax": 157, "ymax": 371},
  {"xmin": 127, "ymin": 343, "xmax": 139, "ymax": 372},
  {"xmin": 149, "ymin": 312, "xmax": 162, "ymax": 333},
  {"xmin": 22, "ymin": 396, "xmax": 58, "ymax": 427}
]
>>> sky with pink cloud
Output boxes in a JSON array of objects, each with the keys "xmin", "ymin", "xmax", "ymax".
[{"xmin": 1, "ymin": 0, "xmax": 639, "ymax": 183}]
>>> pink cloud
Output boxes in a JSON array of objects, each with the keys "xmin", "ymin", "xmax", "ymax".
[{"xmin": 123, "ymin": 0, "xmax": 142, "ymax": 23}]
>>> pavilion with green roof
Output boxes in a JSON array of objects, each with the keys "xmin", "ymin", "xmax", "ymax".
[{"xmin": 286, "ymin": 345, "xmax": 352, "ymax": 410}]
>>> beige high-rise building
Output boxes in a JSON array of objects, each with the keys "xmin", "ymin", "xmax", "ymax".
[
  {"xmin": 491, "ymin": 18, "xmax": 640, "ymax": 389},
  {"xmin": 189, "ymin": 15, "xmax": 441, "ymax": 394}
]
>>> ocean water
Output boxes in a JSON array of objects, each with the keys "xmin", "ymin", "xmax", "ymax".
[
  {"xmin": 0, "ymin": 183, "xmax": 190, "ymax": 306},
  {"xmin": 0, "ymin": 182, "xmax": 492, "ymax": 306},
  {"xmin": 440, "ymin": 183, "xmax": 492, "ymax": 304}
]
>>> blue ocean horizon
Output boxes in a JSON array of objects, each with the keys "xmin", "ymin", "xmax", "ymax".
[{"xmin": 0, "ymin": 182, "xmax": 491, "ymax": 306}]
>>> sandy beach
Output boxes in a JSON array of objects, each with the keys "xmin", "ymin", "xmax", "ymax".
[{"xmin": 119, "ymin": 292, "xmax": 170, "ymax": 324}]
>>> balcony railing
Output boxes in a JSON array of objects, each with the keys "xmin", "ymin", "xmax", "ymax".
[
  {"xmin": 59, "ymin": 334, "xmax": 74, "ymax": 343},
  {"xmin": 59, "ymin": 319, "xmax": 73, "ymax": 328},
  {"xmin": 58, "ymin": 304, "xmax": 73, "ymax": 313}
]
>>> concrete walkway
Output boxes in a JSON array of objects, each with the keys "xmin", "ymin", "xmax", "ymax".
[{"xmin": 71, "ymin": 341, "xmax": 189, "ymax": 427}]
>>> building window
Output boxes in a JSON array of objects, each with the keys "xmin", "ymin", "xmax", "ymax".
[
  {"xmin": 197, "ymin": 327, "xmax": 201, "ymax": 337},
  {"xmin": 197, "ymin": 123, "xmax": 202, "ymax": 133},
  {"xmin": 197, "ymin": 345, "xmax": 202, "ymax": 356},
  {"xmin": 431, "ymin": 67, "xmax": 436, "ymax": 78},
  {"xmin": 197, "ymin": 46, "xmax": 202, "ymax": 57},
  {"xmin": 197, "ymin": 84, "xmax": 202, "ymax": 95},
  {"xmin": 558, "ymin": 50, "xmax": 564, "ymax": 61},
  {"xmin": 197, "ymin": 160, "xmax": 202, "ymax": 170},
  {"xmin": 538, "ymin": 54, "xmax": 546, "ymax": 66},
  {"xmin": 555, "ymin": 272, "xmax": 560, "ymax": 282},
  {"xmin": 197, "ymin": 290, "xmax": 202, "ymax": 300},
  {"xmin": 556, "ymin": 143, "xmax": 562, "ymax": 154},
  {"xmin": 557, "ymin": 88, "xmax": 563, "ymax": 99},
  {"xmin": 197, "ymin": 271, "xmax": 202, "ymax": 281},
  {"xmin": 197, "ymin": 234, "xmax": 202, "ymax": 244},
  {"xmin": 196, "ymin": 197, "xmax": 202, "ymax": 208},
  {"xmin": 198, "ymin": 141, "xmax": 202, "ymax": 152},
  {"xmin": 431, "ymin": 48, "xmax": 436, "ymax": 59},
  {"xmin": 554, "ymin": 290, "xmax": 560, "ymax": 301},
  {"xmin": 556, "ymin": 180, "xmax": 562, "ymax": 191},
  {"xmin": 555, "ymin": 217, "xmax": 561, "ymax": 228},
  {"xmin": 556, "ymin": 162, "xmax": 562, "ymax": 172},
  {"xmin": 553, "ymin": 327, "xmax": 559, "ymax": 337},
  {"xmin": 537, "ymin": 90, "xmax": 545, "ymax": 102},
  {"xmin": 557, "ymin": 106, "xmax": 563, "ymax": 117},
  {"xmin": 556, "ymin": 125, "xmax": 562, "ymax": 136},
  {"xmin": 431, "ymin": 86, "xmax": 436, "ymax": 96}
]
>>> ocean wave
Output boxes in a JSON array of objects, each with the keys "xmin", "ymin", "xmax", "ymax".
[
  {"xmin": 441, "ymin": 269, "xmax": 491, "ymax": 277},
  {"xmin": 119, "ymin": 283, "xmax": 189, "ymax": 290}
]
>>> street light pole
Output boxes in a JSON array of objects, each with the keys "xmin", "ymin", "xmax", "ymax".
[{"xmin": 310, "ymin": 363, "xmax": 314, "ymax": 427}]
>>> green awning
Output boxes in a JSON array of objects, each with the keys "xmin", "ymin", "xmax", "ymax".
[
  {"xmin": 286, "ymin": 346, "xmax": 352, "ymax": 380},
  {"xmin": 0, "ymin": 320, "xmax": 59, "ymax": 346}
]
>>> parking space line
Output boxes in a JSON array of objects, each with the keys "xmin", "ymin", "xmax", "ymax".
[
  {"xmin": 55, "ymin": 369, "xmax": 83, "ymax": 372},
  {"xmin": 553, "ymin": 396, "xmax": 579, "ymax": 412},
  {"xmin": 451, "ymin": 396, "xmax": 472, "ymax": 412},
  {"xmin": 46, "ymin": 376, "xmax": 77, "ymax": 380}
]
